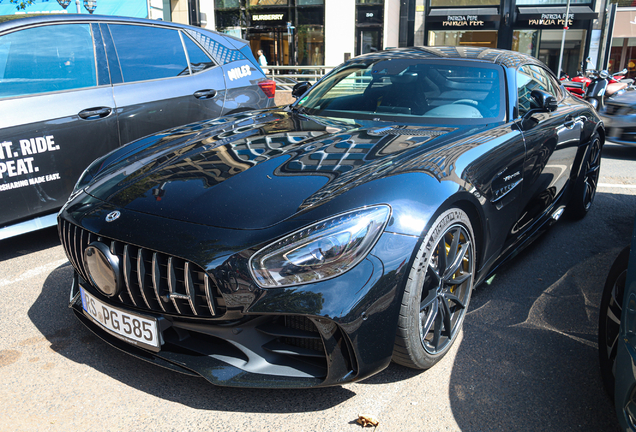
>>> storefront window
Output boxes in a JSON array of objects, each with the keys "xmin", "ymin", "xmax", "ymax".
[
  {"xmin": 430, "ymin": 0, "xmax": 498, "ymax": 6},
  {"xmin": 512, "ymin": 30, "xmax": 538, "ymax": 58},
  {"xmin": 356, "ymin": 0, "xmax": 383, "ymax": 4},
  {"xmin": 298, "ymin": 6, "xmax": 324, "ymax": 65},
  {"xmin": 609, "ymin": 38, "xmax": 636, "ymax": 78},
  {"xmin": 512, "ymin": 30, "xmax": 586, "ymax": 77},
  {"xmin": 216, "ymin": 10, "xmax": 243, "ymax": 38},
  {"xmin": 215, "ymin": 0, "xmax": 239, "ymax": 8},
  {"xmin": 298, "ymin": 25, "xmax": 324, "ymax": 65},
  {"xmin": 428, "ymin": 30, "xmax": 498, "ymax": 48},
  {"xmin": 516, "ymin": 0, "xmax": 590, "ymax": 4},
  {"xmin": 298, "ymin": 0, "xmax": 323, "ymax": 4},
  {"xmin": 249, "ymin": 0, "xmax": 288, "ymax": 5}
]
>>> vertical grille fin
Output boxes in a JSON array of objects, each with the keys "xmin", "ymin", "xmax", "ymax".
[
  {"xmin": 184, "ymin": 261, "xmax": 198, "ymax": 316},
  {"xmin": 167, "ymin": 257, "xmax": 182, "ymax": 314},
  {"xmin": 137, "ymin": 248, "xmax": 152, "ymax": 309},
  {"xmin": 204, "ymin": 273, "xmax": 216, "ymax": 316},
  {"xmin": 122, "ymin": 245, "xmax": 137, "ymax": 307},
  {"xmin": 151, "ymin": 253, "xmax": 167, "ymax": 312}
]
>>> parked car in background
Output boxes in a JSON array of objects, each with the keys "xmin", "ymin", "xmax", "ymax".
[
  {"xmin": 599, "ymin": 91, "xmax": 636, "ymax": 146},
  {"xmin": 59, "ymin": 47, "xmax": 604, "ymax": 388},
  {"xmin": 599, "ymin": 215, "xmax": 636, "ymax": 431},
  {"xmin": 0, "ymin": 15, "xmax": 275, "ymax": 240}
]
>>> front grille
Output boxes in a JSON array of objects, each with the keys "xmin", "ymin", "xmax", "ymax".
[{"xmin": 59, "ymin": 219, "xmax": 224, "ymax": 318}]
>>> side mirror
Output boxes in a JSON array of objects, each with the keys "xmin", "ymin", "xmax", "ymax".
[
  {"xmin": 530, "ymin": 89, "xmax": 558, "ymax": 112},
  {"xmin": 292, "ymin": 81, "xmax": 312, "ymax": 99}
]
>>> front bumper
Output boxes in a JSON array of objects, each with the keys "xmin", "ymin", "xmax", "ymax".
[
  {"xmin": 59, "ymin": 192, "xmax": 418, "ymax": 388},
  {"xmin": 70, "ymin": 272, "xmax": 365, "ymax": 388},
  {"xmin": 66, "ymin": 236, "xmax": 416, "ymax": 388}
]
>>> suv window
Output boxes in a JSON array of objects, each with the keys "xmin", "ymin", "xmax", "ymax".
[
  {"xmin": 0, "ymin": 24, "xmax": 97, "ymax": 99},
  {"xmin": 109, "ymin": 24, "xmax": 189, "ymax": 83},
  {"xmin": 517, "ymin": 65, "xmax": 558, "ymax": 116},
  {"xmin": 183, "ymin": 35, "xmax": 216, "ymax": 73}
]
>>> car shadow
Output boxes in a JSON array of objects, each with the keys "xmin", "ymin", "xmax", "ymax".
[
  {"xmin": 0, "ymin": 225, "xmax": 60, "ymax": 262},
  {"xmin": 448, "ymin": 191, "xmax": 632, "ymax": 431}
]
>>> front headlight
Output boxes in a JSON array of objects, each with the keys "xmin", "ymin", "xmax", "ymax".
[{"xmin": 249, "ymin": 205, "xmax": 391, "ymax": 288}]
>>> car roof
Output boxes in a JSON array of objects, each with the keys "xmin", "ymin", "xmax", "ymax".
[
  {"xmin": 0, "ymin": 14, "xmax": 246, "ymax": 44},
  {"xmin": 356, "ymin": 46, "xmax": 545, "ymax": 70}
]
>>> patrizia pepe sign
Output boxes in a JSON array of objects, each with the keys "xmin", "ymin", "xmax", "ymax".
[
  {"xmin": 443, "ymin": 15, "xmax": 485, "ymax": 27},
  {"xmin": 529, "ymin": 13, "xmax": 573, "ymax": 26}
]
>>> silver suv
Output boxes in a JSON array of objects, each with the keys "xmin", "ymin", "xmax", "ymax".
[{"xmin": 0, "ymin": 15, "xmax": 275, "ymax": 239}]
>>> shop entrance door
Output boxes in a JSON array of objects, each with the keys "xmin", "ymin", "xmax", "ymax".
[
  {"xmin": 247, "ymin": 29, "xmax": 292, "ymax": 66},
  {"xmin": 357, "ymin": 29, "xmax": 381, "ymax": 55}
]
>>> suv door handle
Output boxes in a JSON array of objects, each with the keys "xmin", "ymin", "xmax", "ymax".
[
  {"xmin": 194, "ymin": 89, "xmax": 217, "ymax": 99},
  {"xmin": 79, "ymin": 107, "xmax": 112, "ymax": 120}
]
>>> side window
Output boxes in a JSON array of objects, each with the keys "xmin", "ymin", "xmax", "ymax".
[
  {"xmin": 0, "ymin": 24, "xmax": 97, "ymax": 99},
  {"xmin": 184, "ymin": 29, "xmax": 246, "ymax": 65},
  {"xmin": 516, "ymin": 65, "xmax": 556, "ymax": 117},
  {"xmin": 529, "ymin": 65, "xmax": 558, "ymax": 97},
  {"xmin": 547, "ymin": 73, "xmax": 563, "ymax": 99},
  {"xmin": 182, "ymin": 33, "xmax": 216, "ymax": 73},
  {"xmin": 109, "ymin": 25, "xmax": 189, "ymax": 83}
]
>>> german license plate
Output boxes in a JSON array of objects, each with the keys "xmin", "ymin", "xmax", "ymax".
[{"xmin": 80, "ymin": 287, "xmax": 160, "ymax": 352}]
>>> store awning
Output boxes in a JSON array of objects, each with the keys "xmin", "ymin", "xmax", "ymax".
[
  {"xmin": 516, "ymin": 6, "xmax": 598, "ymax": 21},
  {"xmin": 428, "ymin": 8, "xmax": 499, "ymax": 21},
  {"xmin": 0, "ymin": 0, "xmax": 148, "ymax": 19},
  {"xmin": 613, "ymin": 10, "xmax": 636, "ymax": 38}
]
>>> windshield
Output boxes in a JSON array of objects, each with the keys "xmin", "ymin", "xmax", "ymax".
[{"xmin": 297, "ymin": 58, "xmax": 505, "ymax": 124}]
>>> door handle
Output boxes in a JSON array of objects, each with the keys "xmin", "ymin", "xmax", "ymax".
[
  {"xmin": 79, "ymin": 107, "xmax": 112, "ymax": 120},
  {"xmin": 194, "ymin": 89, "xmax": 217, "ymax": 99},
  {"xmin": 564, "ymin": 115, "xmax": 575, "ymax": 128}
]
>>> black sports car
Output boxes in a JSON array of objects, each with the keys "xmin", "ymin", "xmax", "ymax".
[{"xmin": 58, "ymin": 47, "xmax": 604, "ymax": 388}]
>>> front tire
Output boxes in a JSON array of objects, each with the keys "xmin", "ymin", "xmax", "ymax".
[
  {"xmin": 393, "ymin": 208, "xmax": 475, "ymax": 370},
  {"xmin": 598, "ymin": 246, "xmax": 630, "ymax": 400},
  {"xmin": 568, "ymin": 132, "xmax": 602, "ymax": 219}
]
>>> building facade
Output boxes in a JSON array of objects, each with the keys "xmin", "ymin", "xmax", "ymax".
[
  {"xmin": 420, "ymin": 0, "xmax": 601, "ymax": 77},
  {"xmin": 168, "ymin": 0, "xmax": 608, "ymax": 77}
]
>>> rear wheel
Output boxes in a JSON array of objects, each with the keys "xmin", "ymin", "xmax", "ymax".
[
  {"xmin": 568, "ymin": 132, "xmax": 602, "ymax": 219},
  {"xmin": 393, "ymin": 208, "xmax": 475, "ymax": 369},
  {"xmin": 598, "ymin": 246, "xmax": 630, "ymax": 401}
]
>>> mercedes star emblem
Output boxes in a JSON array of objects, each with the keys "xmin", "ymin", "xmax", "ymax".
[{"xmin": 105, "ymin": 211, "xmax": 121, "ymax": 222}]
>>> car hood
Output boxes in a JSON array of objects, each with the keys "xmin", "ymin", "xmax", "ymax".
[{"xmin": 84, "ymin": 109, "xmax": 478, "ymax": 229}]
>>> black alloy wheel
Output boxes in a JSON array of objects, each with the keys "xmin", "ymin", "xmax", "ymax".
[
  {"xmin": 569, "ymin": 133, "xmax": 602, "ymax": 219},
  {"xmin": 599, "ymin": 246, "xmax": 630, "ymax": 400},
  {"xmin": 393, "ymin": 208, "xmax": 475, "ymax": 369}
]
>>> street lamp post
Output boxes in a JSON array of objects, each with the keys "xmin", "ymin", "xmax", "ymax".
[{"xmin": 556, "ymin": 0, "xmax": 571, "ymax": 77}]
